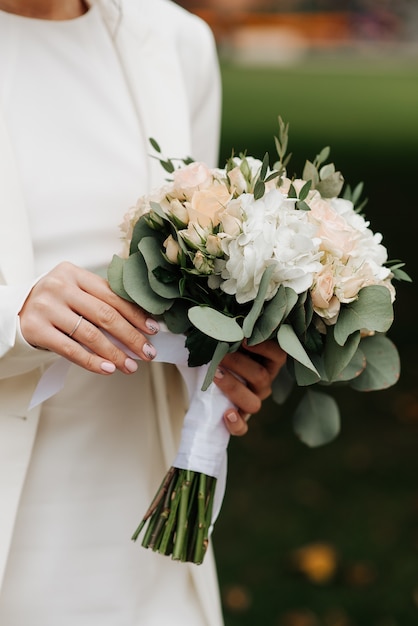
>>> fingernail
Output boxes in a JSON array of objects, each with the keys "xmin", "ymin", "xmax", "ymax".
[
  {"xmin": 125, "ymin": 357, "xmax": 138, "ymax": 373},
  {"xmin": 214, "ymin": 367, "xmax": 225, "ymax": 380},
  {"xmin": 225, "ymin": 410, "xmax": 238, "ymax": 423},
  {"xmin": 145, "ymin": 318, "xmax": 160, "ymax": 334},
  {"xmin": 143, "ymin": 343, "xmax": 156, "ymax": 360},
  {"xmin": 101, "ymin": 362, "xmax": 116, "ymax": 373}
]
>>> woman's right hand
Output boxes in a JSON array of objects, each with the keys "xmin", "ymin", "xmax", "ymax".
[{"xmin": 19, "ymin": 262, "xmax": 159, "ymax": 375}]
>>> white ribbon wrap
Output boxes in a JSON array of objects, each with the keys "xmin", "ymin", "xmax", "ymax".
[{"xmin": 29, "ymin": 327, "xmax": 232, "ymax": 526}]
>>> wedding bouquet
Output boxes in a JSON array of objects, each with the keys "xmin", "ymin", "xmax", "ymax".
[{"xmin": 108, "ymin": 117, "xmax": 409, "ymax": 564}]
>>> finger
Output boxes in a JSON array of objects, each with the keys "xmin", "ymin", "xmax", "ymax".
[
  {"xmin": 214, "ymin": 367, "xmax": 262, "ymax": 415},
  {"xmin": 220, "ymin": 351, "xmax": 272, "ymax": 401},
  {"xmin": 65, "ymin": 286, "xmax": 157, "ymax": 363},
  {"xmin": 31, "ymin": 323, "xmax": 120, "ymax": 375},
  {"xmin": 223, "ymin": 409, "xmax": 249, "ymax": 437},
  {"xmin": 62, "ymin": 313, "xmax": 145, "ymax": 374},
  {"xmin": 242, "ymin": 340, "xmax": 287, "ymax": 378},
  {"xmin": 71, "ymin": 265, "xmax": 160, "ymax": 335}
]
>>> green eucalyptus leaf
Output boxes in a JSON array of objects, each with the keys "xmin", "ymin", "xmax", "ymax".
[
  {"xmin": 319, "ymin": 162, "xmax": 335, "ymax": 180},
  {"xmin": 107, "ymin": 255, "xmax": 134, "ymax": 302},
  {"xmin": 316, "ymin": 171, "xmax": 344, "ymax": 198},
  {"xmin": 350, "ymin": 335, "xmax": 400, "ymax": 391},
  {"xmin": 248, "ymin": 285, "xmax": 296, "ymax": 346},
  {"xmin": 289, "ymin": 292, "xmax": 308, "ymax": 338},
  {"xmin": 355, "ymin": 198, "xmax": 368, "ymax": 214},
  {"xmin": 299, "ymin": 181, "xmax": 312, "ymax": 201},
  {"xmin": 304, "ymin": 325, "xmax": 324, "ymax": 355},
  {"xmin": 163, "ymin": 300, "xmax": 191, "ymax": 334},
  {"xmin": 277, "ymin": 324, "xmax": 319, "ymax": 375},
  {"xmin": 288, "ymin": 183, "xmax": 297, "ymax": 199},
  {"xmin": 260, "ymin": 152, "xmax": 269, "ymax": 180},
  {"xmin": 324, "ymin": 329, "xmax": 361, "ymax": 381},
  {"xmin": 296, "ymin": 200, "xmax": 311, "ymax": 212},
  {"xmin": 253, "ymin": 179, "xmax": 265, "ymax": 200},
  {"xmin": 149, "ymin": 137, "xmax": 161, "ymax": 153},
  {"xmin": 334, "ymin": 285, "xmax": 393, "ymax": 346},
  {"xmin": 265, "ymin": 170, "xmax": 281, "ymax": 184},
  {"xmin": 336, "ymin": 348, "xmax": 366, "ymax": 382},
  {"xmin": 292, "ymin": 390, "xmax": 340, "ymax": 447},
  {"xmin": 272, "ymin": 365, "xmax": 294, "ymax": 405},
  {"xmin": 284, "ymin": 287, "xmax": 299, "ymax": 318},
  {"xmin": 138, "ymin": 237, "xmax": 180, "ymax": 299},
  {"xmin": 122, "ymin": 252, "xmax": 172, "ymax": 315},
  {"xmin": 315, "ymin": 146, "xmax": 331, "ymax": 166},
  {"xmin": 294, "ymin": 360, "xmax": 321, "ymax": 386},
  {"xmin": 242, "ymin": 265, "xmax": 275, "ymax": 338},
  {"xmin": 130, "ymin": 215, "xmax": 164, "ymax": 255},
  {"xmin": 188, "ymin": 306, "xmax": 244, "ymax": 342},
  {"xmin": 302, "ymin": 160, "xmax": 319, "ymax": 186},
  {"xmin": 201, "ymin": 341, "xmax": 231, "ymax": 391},
  {"xmin": 392, "ymin": 268, "xmax": 413, "ymax": 282},
  {"xmin": 149, "ymin": 201, "xmax": 170, "ymax": 222},
  {"xmin": 161, "ymin": 159, "xmax": 175, "ymax": 174},
  {"xmin": 351, "ymin": 181, "xmax": 364, "ymax": 206},
  {"xmin": 185, "ymin": 329, "xmax": 218, "ymax": 367}
]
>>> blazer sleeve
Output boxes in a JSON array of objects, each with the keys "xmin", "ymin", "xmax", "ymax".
[{"xmin": 0, "ymin": 281, "xmax": 57, "ymax": 380}]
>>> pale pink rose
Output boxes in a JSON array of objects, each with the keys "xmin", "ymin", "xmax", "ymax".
[
  {"xmin": 187, "ymin": 183, "xmax": 231, "ymax": 228},
  {"xmin": 311, "ymin": 265, "xmax": 335, "ymax": 309},
  {"xmin": 173, "ymin": 162, "xmax": 213, "ymax": 196},
  {"xmin": 316, "ymin": 295, "xmax": 341, "ymax": 325},
  {"xmin": 309, "ymin": 196, "xmax": 356, "ymax": 261}
]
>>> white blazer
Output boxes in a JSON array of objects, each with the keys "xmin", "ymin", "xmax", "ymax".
[{"xmin": 0, "ymin": 1, "xmax": 222, "ymax": 622}]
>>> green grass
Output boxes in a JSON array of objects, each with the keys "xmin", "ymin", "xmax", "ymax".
[{"xmin": 214, "ymin": 58, "xmax": 418, "ymax": 626}]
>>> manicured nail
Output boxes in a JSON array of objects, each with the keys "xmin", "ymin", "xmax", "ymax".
[
  {"xmin": 125, "ymin": 357, "xmax": 138, "ymax": 372},
  {"xmin": 145, "ymin": 318, "xmax": 160, "ymax": 334},
  {"xmin": 225, "ymin": 410, "xmax": 238, "ymax": 423},
  {"xmin": 214, "ymin": 367, "xmax": 225, "ymax": 380},
  {"xmin": 101, "ymin": 361, "xmax": 116, "ymax": 373},
  {"xmin": 143, "ymin": 343, "xmax": 156, "ymax": 360}
]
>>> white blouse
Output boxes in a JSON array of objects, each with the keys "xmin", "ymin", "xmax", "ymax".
[{"xmin": 0, "ymin": 6, "xmax": 217, "ymax": 625}]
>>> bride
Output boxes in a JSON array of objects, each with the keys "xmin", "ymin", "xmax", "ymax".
[{"xmin": 0, "ymin": 1, "xmax": 286, "ymax": 624}]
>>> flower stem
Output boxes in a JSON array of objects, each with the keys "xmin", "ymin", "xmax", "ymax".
[{"xmin": 172, "ymin": 470, "xmax": 192, "ymax": 561}]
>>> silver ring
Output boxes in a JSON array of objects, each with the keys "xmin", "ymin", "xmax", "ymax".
[{"xmin": 68, "ymin": 314, "xmax": 83, "ymax": 338}]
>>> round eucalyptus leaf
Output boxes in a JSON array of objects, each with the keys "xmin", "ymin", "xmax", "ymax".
[
  {"xmin": 334, "ymin": 285, "xmax": 393, "ymax": 346},
  {"xmin": 350, "ymin": 335, "xmax": 400, "ymax": 391},
  {"xmin": 188, "ymin": 306, "xmax": 244, "ymax": 342},
  {"xmin": 293, "ymin": 390, "xmax": 341, "ymax": 447}
]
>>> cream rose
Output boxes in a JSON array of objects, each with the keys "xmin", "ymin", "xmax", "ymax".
[
  {"xmin": 173, "ymin": 162, "xmax": 213, "ymax": 197},
  {"xmin": 163, "ymin": 235, "xmax": 181, "ymax": 264},
  {"xmin": 186, "ymin": 183, "xmax": 231, "ymax": 228}
]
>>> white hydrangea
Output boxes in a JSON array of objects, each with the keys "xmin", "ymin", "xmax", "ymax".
[{"xmin": 218, "ymin": 189, "xmax": 323, "ymax": 304}]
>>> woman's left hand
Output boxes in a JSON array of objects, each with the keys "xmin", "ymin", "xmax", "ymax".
[{"xmin": 215, "ymin": 340, "xmax": 287, "ymax": 436}]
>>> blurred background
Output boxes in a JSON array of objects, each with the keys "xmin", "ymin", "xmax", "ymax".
[{"xmin": 177, "ymin": 2, "xmax": 418, "ymax": 624}]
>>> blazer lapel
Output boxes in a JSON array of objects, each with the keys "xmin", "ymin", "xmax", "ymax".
[{"xmin": 101, "ymin": 0, "xmax": 193, "ymax": 189}]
